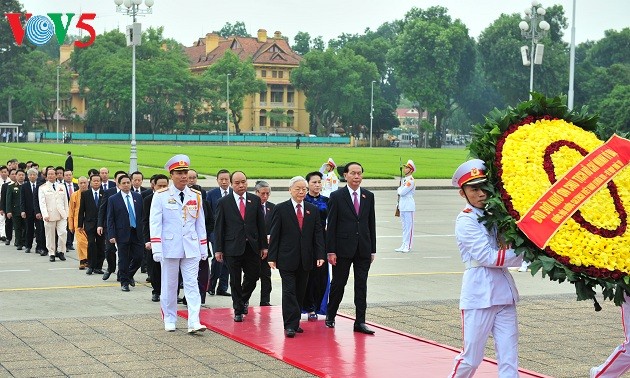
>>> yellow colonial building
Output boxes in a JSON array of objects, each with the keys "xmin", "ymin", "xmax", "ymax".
[{"xmin": 185, "ymin": 29, "xmax": 309, "ymax": 134}]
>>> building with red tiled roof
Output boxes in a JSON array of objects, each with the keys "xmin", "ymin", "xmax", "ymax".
[
  {"xmin": 396, "ymin": 108, "xmax": 428, "ymax": 130},
  {"xmin": 185, "ymin": 29, "xmax": 308, "ymax": 134}
]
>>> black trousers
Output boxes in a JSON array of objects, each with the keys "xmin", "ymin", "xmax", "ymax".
[
  {"xmin": 224, "ymin": 243, "xmax": 260, "ymax": 315},
  {"xmin": 326, "ymin": 254, "xmax": 371, "ymax": 325},
  {"xmin": 148, "ymin": 251, "xmax": 161, "ymax": 295},
  {"xmin": 24, "ymin": 215, "xmax": 35, "ymax": 249},
  {"xmin": 104, "ymin": 238, "xmax": 117, "ymax": 273},
  {"xmin": 279, "ymin": 267, "xmax": 309, "ymax": 330},
  {"xmin": 303, "ymin": 263, "xmax": 328, "ymax": 314},
  {"xmin": 209, "ymin": 250, "xmax": 229, "ymax": 293},
  {"xmin": 259, "ymin": 255, "xmax": 272, "ymax": 304},
  {"xmin": 35, "ymin": 218, "xmax": 46, "ymax": 251},
  {"xmin": 12, "ymin": 215, "xmax": 24, "ymax": 246},
  {"xmin": 66, "ymin": 224, "xmax": 74, "ymax": 248},
  {"xmin": 4, "ymin": 217, "xmax": 12, "ymax": 241},
  {"xmin": 86, "ymin": 228, "xmax": 105, "ymax": 270},
  {"xmin": 116, "ymin": 229, "xmax": 143, "ymax": 285},
  {"xmin": 198, "ymin": 259, "xmax": 209, "ymax": 303}
]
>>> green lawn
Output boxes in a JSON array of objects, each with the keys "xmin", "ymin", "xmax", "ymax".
[{"xmin": 1, "ymin": 143, "xmax": 470, "ymax": 179}]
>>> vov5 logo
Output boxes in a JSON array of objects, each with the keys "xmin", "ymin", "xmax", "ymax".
[{"xmin": 5, "ymin": 13, "xmax": 96, "ymax": 48}]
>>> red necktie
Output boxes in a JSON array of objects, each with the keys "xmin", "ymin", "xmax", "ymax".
[
  {"xmin": 296, "ymin": 203, "xmax": 303, "ymax": 230},
  {"xmin": 239, "ymin": 196, "xmax": 245, "ymax": 220},
  {"xmin": 353, "ymin": 192, "xmax": 360, "ymax": 216},
  {"xmin": 67, "ymin": 183, "xmax": 73, "ymax": 194}
]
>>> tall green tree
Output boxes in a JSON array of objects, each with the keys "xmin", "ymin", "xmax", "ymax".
[
  {"xmin": 477, "ymin": 5, "xmax": 568, "ymax": 105},
  {"xmin": 216, "ymin": 21, "xmax": 250, "ymax": 38},
  {"xmin": 202, "ymin": 51, "xmax": 266, "ymax": 134},
  {"xmin": 292, "ymin": 31, "xmax": 312, "ymax": 55},
  {"xmin": 389, "ymin": 6, "xmax": 474, "ymax": 147},
  {"xmin": 291, "ymin": 48, "xmax": 379, "ymax": 135}
]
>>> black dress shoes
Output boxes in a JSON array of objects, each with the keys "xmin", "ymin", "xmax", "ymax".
[
  {"xmin": 234, "ymin": 314, "xmax": 243, "ymax": 322},
  {"xmin": 39, "ymin": 250, "xmax": 47, "ymax": 256},
  {"xmin": 16, "ymin": 246, "xmax": 22, "ymax": 250},
  {"xmin": 325, "ymin": 318, "xmax": 335, "ymax": 328},
  {"xmin": 285, "ymin": 328, "xmax": 296, "ymax": 338},
  {"xmin": 67, "ymin": 246, "xmax": 75, "ymax": 251},
  {"xmin": 4, "ymin": 240, "xmax": 10, "ymax": 245},
  {"xmin": 93, "ymin": 269, "xmax": 104, "ymax": 274},
  {"xmin": 151, "ymin": 293, "xmax": 160, "ymax": 302},
  {"xmin": 57, "ymin": 252, "xmax": 66, "ymax": 261},
  {"xmin": 243, "ymin": 301, "xmax": 249, "ymax": 314},
  {"xmin": 296, "ymin": 327, "xmax": 304, "ymax": 333},
  {"xmin": 216, "ymin": 291, "xmax": 231, "ymax": 296},
  {"xmin": 207, "ymin": 289, "xmax": 215, "ymax": 296},
  {"xmin": 86, "ymin": 268, "xmax": 94, "ymax": 275},
  {"xmin": 121, "ymin": 284, "xmax": 130, "ymax": 292},
  {"xmin": 130, "ymin": 279, "xmax": 136, "ymax": 287},
  {"xmin": 260, "ymin": 302, "xmax": 271, "ymax": 306},
  {"xmin": 24, "ymin": 248, "xmax": 30, "ymax": 253},
  {"xmin": 353, "ymin": 323, "xmax": 375, "ymax": 335},
  {"xmin": 49, "ymin": 255, "xmax": 55, "ymax": 262},
  {"xmin": 102, "ymin": 271, "xmax": 111, "ymax": 280}
]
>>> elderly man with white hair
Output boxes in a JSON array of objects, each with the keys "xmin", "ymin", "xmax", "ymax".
[{"xmin": 267, "ymin": 176, "xmax": 325, "ymax": 337}]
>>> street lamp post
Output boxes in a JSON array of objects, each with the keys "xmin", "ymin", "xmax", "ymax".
[
  {"xmin": 519, "ymin": 0, "xmax": 550, "ymax": 100},
  {"xmin": 114, "ymin": 0, "xmax": 154, "ymax": 173},
  {"xmin": 226, "ymin": 73, "xmax": 231, "ymax": 146},
  {"xmin": 56, "ymin": 65, "xmax": 60, "ymax": 143},
  {"xmin": 370, "ymin": 80, "xmax": 376, "ymax": 148},
  {"xmin": 567, "ymin": 0, "xmax": 577, "ymax": 110}
]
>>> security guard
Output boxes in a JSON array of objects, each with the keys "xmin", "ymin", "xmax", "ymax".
[
  {"xmin": 449, "ymin": 159, "xmax": 523, "ymax": 378},
  {"xmin": 396, "ymin": 160, "xmax": 415, "ymax": 253},
  {"xmin": 319, "ymin": 157, "xmax": 338, "ymax": 198},
  {"xmin": 150, "ymin": 154, "xmax": 209, "ymax": 334}
]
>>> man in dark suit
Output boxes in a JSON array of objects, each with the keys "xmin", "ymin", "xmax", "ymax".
[
  {"xmin": 268, "ymin": 176, "xmax": 325, "ymax": 337},
  {"xmin": 20, "ymin": 168, "xmax": 39, "ymax": 253},
  {"xmin": 255, "ymin": 180, "xmax": 275, "ymax": 306},
  {"xmin": 143, "ymin": 174, "xmax": 169, "ymax": 302},
  {"xmin": 99, "ymin": 167, "xmax": 116, "ymax": 192},
  {"xmin": 64, "ymin": 151, "xmax": 73, "ymax": 172},
  {"xmin": 0, "ymin": 168, "xmax": 16, "ymax": 245},
  {"xmin": 78, "ymin": 174, "xmax": 105, "ymax": 275},
  {"xmin": 63, "ymin": 170, "xmax": 79, "ymax": 251},
  {"xmin": 214, "ymin": 171, "xmax": 267, "ymax": 322},
  {"xmin": 107, "ymin": 174, "xmax": 144, "ymax": 292},
  {"xmin": 130, "ymin": 171, "xmax": 147, "ymax": 194},
  {"xmin": 206, "ymin": 169, "xmax": 231, "ymax": 296},
  {"xmin": 97, "ymin": 170, "xmax": 126, "ymax": 280},
  {"xmin": 325, "ymin": 162, "xmax": 377, "ymax": 335},
  {"xmin": 6, "ymin": 169, "xmax": 26, "ymax": 249}
]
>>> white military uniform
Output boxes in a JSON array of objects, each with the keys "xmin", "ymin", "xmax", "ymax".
[
  {"xmin": 150, "ymin": 184, "xmax": 208, "ymax": 331},
  {"xmin": 396, "ymin": 162, "xmax": 415, "ymax": 252},
  {"xmin": 591, "ymin": 294, "xmax": 630, "ymax": 378},
  {"xmin": 320, "ymin": 158, "xmax": 338, "ymax": 197},
  {"xmin": 38, "ymin": 181, "xmax": 68, "ymax": 256},
  {"xmin": 450, "ymin": 205, "xmax": 523, "ymax": 378}
]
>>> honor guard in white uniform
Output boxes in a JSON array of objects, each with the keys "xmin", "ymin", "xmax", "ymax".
[
  {"xmin": 150, "ymin": 154, "xmax": 209, "ymax": 334},
  {"xmin": 449, "ymin": 159, "xmax": 523, "ymax": 378},
  {"xmin": 591, "ymin": 293, "xmax": 630, "ymax": 378},
  {"xmin": 396, "ymin": 159, "xmax": 416, "ymax": 253},
  {"xmin": 319, "ymin": 158, "xmax": 338, "ymax": 198}
]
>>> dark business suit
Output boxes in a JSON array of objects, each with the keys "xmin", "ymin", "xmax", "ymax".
[
  {"xmin": 268, "ymin": 200, "xmax": 324, "ymax": 330},
  {"xmin": 214, "ymin": 192, "xmax": 267, "ymax": 315},
  {"xmin": 143, "ymin": 192, "xmax": 161, "ymax": 297},
  {"xmin": 259, "ymin": 201, "xmax": 275, "ymax": 304},
  {"xmin": 32, "ymin": 181, "xmax": 47, "ymax": 253},
  {"xmin": 6, "ymin": 182, "xmax": 24, "ymax": 247},
  {"xmin": 78, "ymin": 189, "xmax": 105, "ymax": 270},
  {"xmin": 107, "ymin": 191, "xmax": 144, "ymax": 286},
  {"xmin": 63, "ymin": 182, "xmax": 79, "ymax": 249},
  {"xmin": 98, "ymin": 187, "xmax": 118, "ymax": 274},
  {"xmin": 1, "ymin": 181, "xmax": 13, "ymax": 242},
  {"xmin": 207, "ymin": 187, "xmax": 230, "ymax": 294},
  {"xmin": 20, "ymin": 181, "xmax": 38, "ymax": 250},
  {"xmin": 326, "ymin": 186, "xmax": 376, "ymax": 325},
  {"xmin": 101, "ymin": 180, "xmax": 116, "ymax": 192}
]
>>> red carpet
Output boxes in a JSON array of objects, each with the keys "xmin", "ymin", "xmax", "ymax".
[{"xmin": 179, "ymin": 306, "xmax": 550, "ymax": 377}]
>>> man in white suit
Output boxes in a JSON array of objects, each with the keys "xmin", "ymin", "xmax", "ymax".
[
  {"xmin": 38, "ymin": 168, "xmax": 68, "ymax": 262},
  {"xmin": 150, "ymin": 154, "xmax": 208, "ymax": 334}
]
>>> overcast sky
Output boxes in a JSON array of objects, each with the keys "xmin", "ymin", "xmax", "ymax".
[{"xmin": 17, "ymin": 0, "xmax": 629, "ymax": 47}]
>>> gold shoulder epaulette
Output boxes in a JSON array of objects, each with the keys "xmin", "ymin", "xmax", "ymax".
[{"xmin": 156, "ymin": 187, "xmax": 168, "ymax": 193}]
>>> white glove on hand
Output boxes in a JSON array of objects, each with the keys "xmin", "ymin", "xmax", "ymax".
[
  {"xmin": 152, "ymin": 252, "xmax": 162, "ymax": 262},
  {"xmin": 201, "ymin": 252, "xmax": 208, "ymax": 261}
]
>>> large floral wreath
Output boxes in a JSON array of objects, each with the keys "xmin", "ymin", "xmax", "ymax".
[{"xmin": 468, "ymin": 93, "xmax": 630, "ymax": 307}]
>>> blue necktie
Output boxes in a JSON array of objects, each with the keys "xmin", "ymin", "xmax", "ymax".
[
  {"xmin": 94, "ymin": 191, "xmax": 98, "ymax": 205},
  {"xmin": 126, "ymin": 194, "xmax": 136, "ymax": 228}
]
